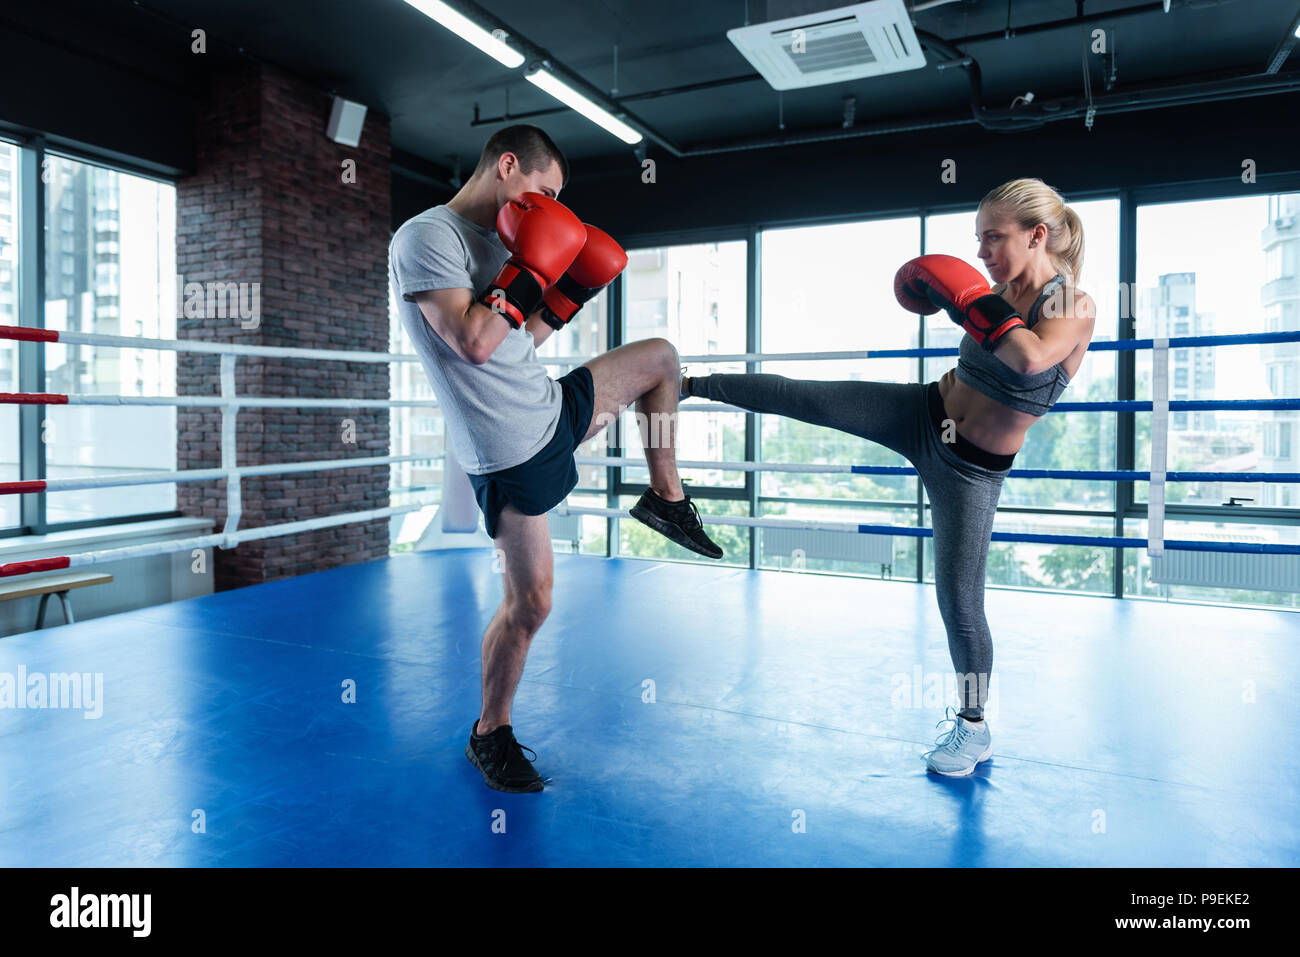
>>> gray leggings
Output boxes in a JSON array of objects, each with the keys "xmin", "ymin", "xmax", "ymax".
[{"xmin": 692, "ymin": 373, "xmax": 1011, "ymax": 719}]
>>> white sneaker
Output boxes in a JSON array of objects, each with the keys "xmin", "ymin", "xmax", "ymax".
[{"xmin": 923, "ymin": 707, "xmax": 992, "ymax": 776}]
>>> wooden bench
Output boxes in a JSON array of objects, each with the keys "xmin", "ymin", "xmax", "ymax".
[{"xmin": 0, "ymin": 572, "xmax": 114, "ymax": 631}]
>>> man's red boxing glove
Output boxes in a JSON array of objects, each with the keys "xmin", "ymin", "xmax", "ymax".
[
  {"xmin": 541, "ymin": 225, "xmax": 628, "ymax": 330},
  {"xmin": 894, "ymin": 254, "xmax": 1025, "ymax": 350},
  {"xmin": 479, "ymin": 193, "xmax": 587, "ymax": 329}
]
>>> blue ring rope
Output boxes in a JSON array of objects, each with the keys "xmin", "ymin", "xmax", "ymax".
[
  {"xmin": 846, "ymin": 465, "xmax": 1300, "ymax": 482},
  {"xmin": 744, "ymin": 329, "xmax": 1300, "ymax": 550},
  {"xmin": 1053, "ymin": 398, "xmax": 1300, "ymax": 412},
  {"xmin": 846, "ymin": 523, "xmax": 1300, "ymax": 555},
  {"xmin": 860, "ymin": 330, "xmax": 1300, "ymax": 360}
]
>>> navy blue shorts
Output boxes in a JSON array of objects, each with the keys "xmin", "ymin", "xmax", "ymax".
[{"xmin": 467, "ymin": 366, "xmax": 596, "ymax": 540}]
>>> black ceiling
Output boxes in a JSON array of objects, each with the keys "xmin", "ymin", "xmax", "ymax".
[{"xmin": 3, "ymin": 0, "xmax": 1298, "ymax": 180}]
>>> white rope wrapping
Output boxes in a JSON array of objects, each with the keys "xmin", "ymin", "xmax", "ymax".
[
  {"xmin": 1149, "ymin": 337, "xmax": 1169, "ymax": 557},
  {"xmin": 37, "ymin": 454, "xmax": 440, "ymax": 492},
  {"xmin": 56, "ymin": 329, "xmax": 419, "ymax": 364},
  {"xmin": 67, "ymin": 532, "xmax": 230, "ymax": 569},
  {"xmin": 63, "ymin": 395, "xmax": 438, "ymax": 408},
  {"xmin": 65, "ymin": 504, "xmax": 429, "ymax": 568},
  {"xmin": 221, "ymin": 354, "xmax": 241, "ymax": 538}
]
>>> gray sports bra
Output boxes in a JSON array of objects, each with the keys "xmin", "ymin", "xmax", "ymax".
[{"xmin": 954, "ymin": 274, "xmax": 1072, "ymax": 416}]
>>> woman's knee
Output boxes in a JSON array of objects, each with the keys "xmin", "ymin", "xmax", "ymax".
[{"xmin": 932, "ymin": 583, "xmax": 986, "ymax": 632}]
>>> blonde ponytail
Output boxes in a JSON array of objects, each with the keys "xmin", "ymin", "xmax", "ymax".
[{"xmin": 1056, "ymin": 204, "xmax": 1085, "ymax": 287}]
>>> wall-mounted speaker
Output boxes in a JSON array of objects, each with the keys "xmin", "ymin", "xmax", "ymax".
[{"xmin": 326, "ymin": 96, "xmax": 367, "ymax": 147}]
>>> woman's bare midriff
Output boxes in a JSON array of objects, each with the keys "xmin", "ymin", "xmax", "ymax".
[{"xmin": 936, "ymin": 367, "xmax": 1038, "ymax": 456}]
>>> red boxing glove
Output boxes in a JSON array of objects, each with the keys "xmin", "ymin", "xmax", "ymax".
[
  {"xmin": 541, "ymin": 225, "xmax": 628, "ymax": 330},
  {"xmin": 894, "ymin": 254, "xmax": 1025, "ymax": 350},
  {"xmin": 480, "ymin": 193, "xmax": 587, "ymax": 329}
]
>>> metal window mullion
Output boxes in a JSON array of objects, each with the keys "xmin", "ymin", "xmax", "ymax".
[
  {"xmin": 1115, "ymin": 189, "xmax": 1137, "ymax": 598},
  {"xmin": 17, "ymin": 137, "xmax": 46, "ymax": 534},
  {"xmin": 747, "ymin": 227, "xmax": 761, "ymax": 570},
  {"xmin": 916, "ymin": 211, "xmax": 927, "ymax": 584},
  {"xmin": 606, "ymin": 270, "xmax": 623, "ymax": 558}
]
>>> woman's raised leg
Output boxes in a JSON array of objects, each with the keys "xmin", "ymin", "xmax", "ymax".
[{"xmin": 689, "ymin": 373, "xmax": 926, "ymax": 461}]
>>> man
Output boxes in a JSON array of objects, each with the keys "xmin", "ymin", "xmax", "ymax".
[{"xmin": 389, "ymin": 125, "xmax": 723, "ymax": 793}]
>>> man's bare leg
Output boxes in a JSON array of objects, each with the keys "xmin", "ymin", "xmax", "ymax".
[
  {"xmin": 580, "ymin": 337, "xmax": 683, "ymax": 500},
  {"xmin": 477, "ymin": 503, "xmax": 553, "ymax": 736},
  {"xmin": 580, "ymin": 337, "xmax": 723, "ymax": 559}
]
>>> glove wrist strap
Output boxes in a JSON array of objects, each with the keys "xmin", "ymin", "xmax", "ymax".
[
  {"xmin": 542, "ymin": 273, "xmax": 604, "ymax": 329},
  {"xmin": 479, "ymin": 263, "xmax": 544, "ymax": 329},
  {"xmin": 967, "ymin": 294, "xmax": 1024, "ymax": 350}
]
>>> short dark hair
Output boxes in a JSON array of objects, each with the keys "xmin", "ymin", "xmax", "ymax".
[{"xmin": 474, "ymin": 124, "xmax": 568, "ymax": 187}]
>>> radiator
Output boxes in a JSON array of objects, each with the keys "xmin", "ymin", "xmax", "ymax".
[
  {"xmin": 1149, "ymin": 550, "xmax": 1300, "ymax": 593},
  {"xmin": 548, "ymin": 513, "xmax": 582, "ymax": 546},
  {"xmin": 762, "ymin": 527, "xmax": 894, "ymax": 567}
]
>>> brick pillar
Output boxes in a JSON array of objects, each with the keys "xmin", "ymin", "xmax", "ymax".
[{"xmin": 176, "ymin": 62, "xmax": 392, "ymax": 590}]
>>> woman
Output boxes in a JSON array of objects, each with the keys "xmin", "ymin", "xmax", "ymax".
[{"xmin": 680, "ymin": 179, "xmax": 1095, "ymax": 776}]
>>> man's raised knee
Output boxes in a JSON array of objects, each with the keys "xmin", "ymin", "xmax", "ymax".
[{"xmin": 651, "ymin": 337, "xmax": 680, "ymax": 376}]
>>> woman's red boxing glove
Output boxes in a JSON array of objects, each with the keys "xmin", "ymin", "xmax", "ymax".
[{"xmin": 894, "ymin": 254, "xmax": 1025, "ymax": 350}]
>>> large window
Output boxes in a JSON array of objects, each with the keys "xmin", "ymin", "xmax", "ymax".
[
  {"xmin": 1, "ymin": 147, "xmax": 176, "ymax": 535},
  {"xmin": 598, "ymin": 189, "xmax": 1300, "ymax": 609},
  {"xmin": 1, "ymin": 141, "xmax": 19, "ymax": 530},
  {"xmin": 924, "ymin": 200, "xmax": 1121, "ymax": 592},
  {"xmin": 537, "ymin": 285, "xmax": 610, "ymax": 555},
  {"xmin": 757, "ymin": 218, "xmax": 922, "ymax": 576},
  {"xmin": 925, "ymin": 200, "xmax": 1120, "ymax": 510},
  {"xmin": 388, "ymin": 283, "xmax": 444, "ymax": 551},
  {"xmin": 388, "ymin": 282, "xmax": 613, "ymax": 555},
  {"xmin": 1135, "ymin": 195, "xmax": 1300, "ymax": 515},
  {"xmin": 42, "ymin": 157, "xmax": 176, "ymax": 523},
  {"xmin": 618, "ymin": 241, "xmax": 749, "ymax": 563}
]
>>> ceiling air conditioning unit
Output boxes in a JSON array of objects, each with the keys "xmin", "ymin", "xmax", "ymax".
[{"xmin": 727, "ymin": 0, "xmax": 926, "ymax": 91}]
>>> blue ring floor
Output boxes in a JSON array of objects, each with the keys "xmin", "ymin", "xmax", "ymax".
[{"xmin": 1, "ymin": 549, "xmax": 1296, "ymax": 867}]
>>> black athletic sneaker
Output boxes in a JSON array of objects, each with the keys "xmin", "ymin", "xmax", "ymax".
[
  {"xmin": 628, "ymin": 487, "xmax": 724, "ymax": 559},
  {"xmin": 465, "ymin": 723, "xmax": 544, "ymax": 793}
]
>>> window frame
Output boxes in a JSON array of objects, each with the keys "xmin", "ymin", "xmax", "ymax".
[
  {"xmin": 2, "ymin": 133, "xmax": 180, "ymax": 540},
  {"xmin": 608, "ymin": 176, "xmax": 1300, "ymax": 596}
]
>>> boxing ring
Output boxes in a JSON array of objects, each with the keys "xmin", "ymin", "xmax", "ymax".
[{"xmin": 1, "ymin": 323, "xmax": 1298, "ymax": 866}]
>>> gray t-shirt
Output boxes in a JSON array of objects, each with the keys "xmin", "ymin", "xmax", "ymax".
[{"xmin": 390, "ymin": 205, "xmax": 562, "ymax": 474}]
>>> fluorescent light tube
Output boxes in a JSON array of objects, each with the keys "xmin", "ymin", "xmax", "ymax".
[
  {"xmin": 525, "ymin": 67, "xmax": 643, "ymax": 144},
  {"xmin": 402, "ymin": 0, "xmax": 524, "ymax": 68}
]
